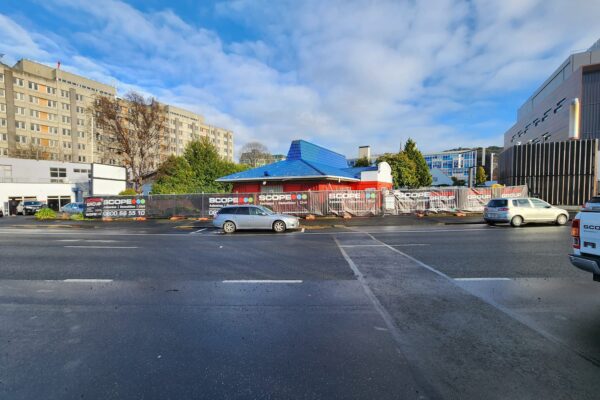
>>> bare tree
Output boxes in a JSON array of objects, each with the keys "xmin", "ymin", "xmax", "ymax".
[
  {"xmin": 92, "ymin": 91, "xmax": 166, "ymax": 190},
  {"xmin": 13, "ymin": 142, "xmax": 50, "ymax": 160},
  {"xmin": 239, "ymin": 141, "xmax": 272, "ymax": 167}
]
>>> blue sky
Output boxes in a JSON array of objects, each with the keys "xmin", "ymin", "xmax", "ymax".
[{"xmin": 1, "ymin": 0, "xmax": 599, "ymax": 159}]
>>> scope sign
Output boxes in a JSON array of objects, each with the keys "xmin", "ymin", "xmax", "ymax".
[{"xmin": 101, "ymin": 197, "xmax": 146, "ymax": 218}]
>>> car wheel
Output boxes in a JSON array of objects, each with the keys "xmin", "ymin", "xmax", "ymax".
[
  {"xmin": 510, "ymin": 215, "xmax": 523, "ymax": 227},
  {"xmin": 556, "ymin": 214, "xmax": 568, "ymax": 225},
  {"xmin": 223, "ymin": 221, "xmax": 236, "ymax": 234},
  {"xmin": 273, "ymin": 220, "xmax": 286, "ymax": 233}
]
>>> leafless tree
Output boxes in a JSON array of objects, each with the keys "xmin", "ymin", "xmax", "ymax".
[
  {"xmin": 239, "ymin": 141, "xmax": 272, "ymax": 167},
  {"xmin": 14, "ymin": 142, "xmax": 50, "ymax": 160},
  {"xmin": 92, "ymin": 91, "xmax": 166, "ymax": 190}
]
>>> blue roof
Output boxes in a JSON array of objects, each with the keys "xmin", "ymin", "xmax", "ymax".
[{"xmin": 218, "ymin": 140, "xmax": 369, "ymax": 182}]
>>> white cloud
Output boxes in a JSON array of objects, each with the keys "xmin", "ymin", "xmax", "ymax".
[{"xmin": 2, "ymin": 0, "xmax": 600, "ymax": 158}]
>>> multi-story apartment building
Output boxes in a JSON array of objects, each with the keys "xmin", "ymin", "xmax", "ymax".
[{"xmin": 0, "ymin": 59, "xmax": 234, "ymax": 168}]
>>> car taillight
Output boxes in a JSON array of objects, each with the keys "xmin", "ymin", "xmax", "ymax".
[
  {"xmin": 571, "ymin": 218, "xmax": 580, "ymax": 249},
  {"xmin": 498, "ymin": 207, "xmax": 509, "ymax": 211}
]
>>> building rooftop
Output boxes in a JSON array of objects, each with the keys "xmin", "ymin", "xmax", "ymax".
[{"xmin": 217, "ymin": 140, "xmax": 376, "ymax": 182}]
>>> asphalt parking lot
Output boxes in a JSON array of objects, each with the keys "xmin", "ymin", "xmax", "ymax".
[{"xmin": 1, "ymin": 220, "xmax": 600, "ymax": 399}]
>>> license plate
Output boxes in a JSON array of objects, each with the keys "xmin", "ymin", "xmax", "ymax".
[{"xmin": 487, "ymin": 213, "xmax": 497, "ymax": 218}]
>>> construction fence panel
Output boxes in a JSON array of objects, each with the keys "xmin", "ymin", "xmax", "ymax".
[{"xmin": 84, "ymin": 185, "xmax": 528, "ymax": 218}]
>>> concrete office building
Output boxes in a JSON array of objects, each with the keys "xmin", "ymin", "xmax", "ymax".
[
  {"xmin": 500, "ymin": 40, "xmax": 600, "ymax": 205},
  {"xmin": 0, "ymin": 59, "xmax": 234, "ymax": 168},
  {"xmin": 423, "ymin": 149, "xmax": 478, "ymax": 183}
]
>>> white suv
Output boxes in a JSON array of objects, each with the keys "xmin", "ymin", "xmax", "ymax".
[{"xmin": 484, "ymin": 197, "xmax": 569, "ymax": 227}]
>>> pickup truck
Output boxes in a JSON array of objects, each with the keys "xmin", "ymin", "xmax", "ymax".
[{"xmin": 569, "ymin": 199, "xmax": 600, "ymax": 282}]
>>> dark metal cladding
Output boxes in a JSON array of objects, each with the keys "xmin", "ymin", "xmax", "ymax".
[{"xmin": 499, "ymin": 139, "xmax": 598, "ymax": 206}]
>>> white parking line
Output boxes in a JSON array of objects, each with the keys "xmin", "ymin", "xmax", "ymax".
[
  {"xmin": 454, "ymin": 277, "xmax": 511, "ymax": 281},
  {"xmin": 62, "ymin": 279, "xmax": 113, "ymax": 283},
  {"xmin": 190, "ymin": 228, "xmax": 207, "ymax": 234},
  {"xmin": 63, "ymin": 246, "xmax": 138, "ymax": 249},
  {"xmin": 339, "ymin": 244, "xmax": 387, "ymax": 247},
  {"xmin": 222, "ymin": 280, "xmax": 303, "ymax": 284}
]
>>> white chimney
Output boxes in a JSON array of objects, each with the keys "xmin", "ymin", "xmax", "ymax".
[{"xmin": 358, "ymin": 145, "xmax": 371, "ymax": 160}]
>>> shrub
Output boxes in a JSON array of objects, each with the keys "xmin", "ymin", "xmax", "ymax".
[
  {"xmin": 70, "ymin": 213, "xmax": 85, "ymax": 221},
  {"xmin": 119, "ymin": 188, "xmax": 138, "ymax": 196},
  {"xmin": 35, "ymin": 208, "xmax": 57, "ymax": 220}
]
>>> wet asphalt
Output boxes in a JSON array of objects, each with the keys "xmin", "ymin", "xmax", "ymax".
[{"xmin": 0, "ymin": 219, "xmax": 599, "ymax": 399}]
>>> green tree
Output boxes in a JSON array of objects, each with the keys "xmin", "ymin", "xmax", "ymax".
[
  {"xmin": 476, "ymin": 166, "xmax": 487, "ymax": 185},
  {"xmin": 403, "ymin": 138, "xmax": 432, "ymax": 187},
  {"xmin": 377, "ymin": 152, "xmax": 419, "ymax": 188},
  {"xmin": 118, "ymin": 188, "xmax": 138, "ymax": 196},
  {"xmin": 353, "ymin": 157, "xmax": 371, "ymax": 167},
  {"xmin": 152, "ymin": 155, "xmax": 194, "ymax": 194},
  {"xmin": 152, "ymin": 137, "xmax": 247, "ymax": 194}
]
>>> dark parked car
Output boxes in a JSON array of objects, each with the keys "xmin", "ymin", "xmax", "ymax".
[{"xmin": 17, "ymin": 201, "xmax": 46, "ymax": 215}]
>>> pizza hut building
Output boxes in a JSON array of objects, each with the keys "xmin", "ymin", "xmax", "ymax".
[{"xmin": 217, "ymin": 140, "xmax": 393, "ymax": 193}]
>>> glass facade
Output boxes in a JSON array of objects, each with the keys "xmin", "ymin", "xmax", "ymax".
[{"xmin": 423, "ymin": 150, "xmax": 477, "ymax": 182}]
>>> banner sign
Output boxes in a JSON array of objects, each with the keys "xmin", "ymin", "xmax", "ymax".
[
  {"xmin": 207, "ymin": 194, "xmax": 256, "ymax": 216},
  {"xmin": 257, "ymin": 192, "xmax": 312, "ymax": 215},
  {"xmin": 326, "ymin": 191, "xmax": 379, "ymax": 216},
  {"xmin": 83, "ymin": 196, "xmax": 147, "ymax": 218},
  {"xmin": 101, "ymin": 197, "xmax": 147, "ymax": 218},
  {"xmin": 83, "ymin": 197, "xmax": 103, "ymax": 218},
  {"xmin": 392, "ymin": 189, "xmax": 458, "ymax": 213},
  {"xmin": 462, "ymin": 188, "xmax": 492, "ymax": 211}
]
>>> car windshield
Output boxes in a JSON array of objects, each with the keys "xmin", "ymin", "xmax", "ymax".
[
  {"xmin": 587, "ymin": 197, "xmax": 600, "ymax": 204},
  {"xmin": 257, "ymin": 205, "xmax": 275, "ymax": 215},
  {"xmin": 487, "ymin": 199, "xmax": 507, "ymax": 208}
]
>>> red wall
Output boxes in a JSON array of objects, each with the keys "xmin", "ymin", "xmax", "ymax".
[{"xmin": 232, "ymin": 180, "xmax": 391, "ymax": 193}]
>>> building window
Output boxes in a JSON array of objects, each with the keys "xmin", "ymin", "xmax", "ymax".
[
  {"xmin": 78, "ymin": 155, "xmax": 86, "ymax": 162},
  {"xmin": 31, "ymin": 137, "xmax": 41, "ymax": 145},
  {"xmin": 50, "ymin": 167, "xmax": 67, "ymax": 178},
  {"xmin": 46, "ymin": 86, "xmax": 56, "ymax": 95},
  {"xmin": 13, "ymin": 77, "xmax": 24, "ymax": 87},
  {"xmin": 30, "ymin": 109, "xmax": 40, "ymax": 118},
  {"xmin": 62, "ymin": 128, "xmax": 71, "ymax": 136},
  {"xmin": 16, "ymin": 135, "xmax": 27, "ymax": 144},
  {"xmin": 0, "ymin": 103, "xmax": 6, "ymax": 112},
  {"xmin": 62, "ymin": 142, "xmax": 72, "ymax": 149},
  {"xmin": 0, "ymin": 148, "xmax": 7, "ymax": 156},
  {"xmin": 30, "ymin": 123, "xmax": 41, "ymax": 132},
  {"xmin": 78, "ymin": 143, "xmax": 86, "ymax": 150},
  {"xmin": 14, "ymin": 92, "xmax": 25, "ymax": 101},
  {"xmin": 0, "ymin": 133, "xmax": 6, "ymax": 141},
  {"xmin": 47, "ymin": 100, "xmax": 56, "ymax": 108},
  {"xmin": 49, "ymin": 127, "xmax": 58, "ymax": 134},
  {"xmin": 28, "ymin": 81, "xmax": 39, "ymax": 90},
  {"xmin": 61, "ymin": 90, "xmax": 70, "ymax": 98},
  {"xmin": 62, "ymin": 103, "xmax": 70, "ymax": 110},
  {"xmin": 29, "ymin": 95, "xmax": 39, "ymax": 104},
  {"xmin": 0, "ymin": 89, "xmax": 4, "ymax": 98},
  {"xmin": 62, "ymin": 116, "xmax": 71, "ymax": 123},
  {"xmin": 0, "ymin": 118, "xmax": 5, "ymax": 127},
  {"xmin": 0, "ymin": 73, "xmax": 3, "ymax": 82},
  {"xmin": 77, "ymin": 131, "xmax": 85, "ymax": 138},
  {"xmin": 15, "ymin": 121, "xmax": 25, "ymax": 130}
]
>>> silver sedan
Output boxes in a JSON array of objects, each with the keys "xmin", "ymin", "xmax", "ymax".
[{"xmin": 212, "ymin": 205, "xmax": 300, "ymax": 233}]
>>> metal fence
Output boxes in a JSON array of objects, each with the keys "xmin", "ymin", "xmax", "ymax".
[{"xmin": 85, "ymin": 185, "xmax": 527, "ymax": 219}]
